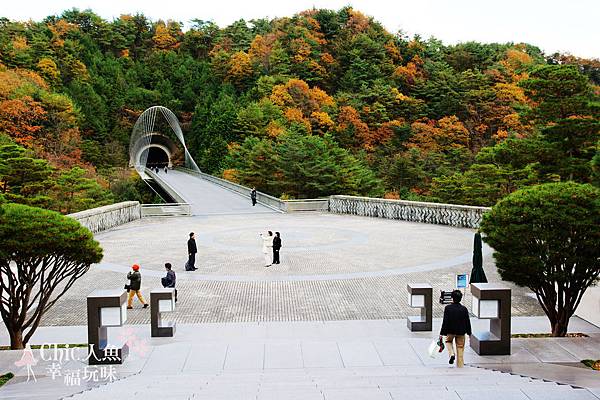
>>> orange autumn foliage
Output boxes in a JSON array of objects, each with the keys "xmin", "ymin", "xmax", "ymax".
[
  {"xmin": 222, "ymin": 169, "xmax": 240, "ymax": 183},
  {"xmin": 346, "ymin": 8, "xmax": 371, "ymax": 33},
  {"xmin": 0, "ymin": 96, "xmax": 46, "ymax": 145},
  {"xmin": 408, "ymin": 116, "xmax": 470, "ymax": 153},
  {"xmin": 266, "ymin": 120, "xmax": 285, "ymax": 138},
  {"xmin": 310, "ymin": 111, "xmax": 334, "ymax": 134},
  {"xmin": 336, "ymin": 105, "xmax": 371, "ymax": 147},
  {"xmin": 270, "ymin": 79, "xmax": 334, "ymax": 117},
  {"xmin": 284, "ymin": 107, "xmax": 311, "ymax": 133},
  {"xmin": 228, "ymin": 51, "xmax": 254, "ymax": 87},
  {"xmin": 393, "ymin": 55, "xmax": 424, "ymax": 86},
  {"xmin": 47, "ymin": 20, "xmax": 78, "ymax": 48},
  {"xmin": 153, "ymin": 22, "xmax": 179, "ymax": 50},
  {"xmin": 249, "ymin": 34, "xmax": 275, "ymax": 70}
]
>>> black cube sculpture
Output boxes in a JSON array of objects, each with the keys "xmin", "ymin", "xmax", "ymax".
[
  {"xmin": 407, "ymin": 283, "xmax": 433, "ymax": 331},
  {"xmin": 151, "ymin": 288, "xmax": 176, "ymax": 337},
  {"xmin": 470, "ymin": 283, "xmax": 511, "ymax": 355},
  {"xmin": 87, "ymin": 289, "xmax": 129, "ymax": 365}
]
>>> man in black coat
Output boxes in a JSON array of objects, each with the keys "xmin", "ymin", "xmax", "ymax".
[
  {"xmin": 161, "ymin": 263, "xmax": 177, "ymax": 302},
  {"xmin": 440, "ymin": 290, "xmax": 472, "ymax": 367},
  {"xmin": 272, "ymin": 232, "xmax": 282, "ymax": 264},
  {"xmin": 250, "ymin": 188, "xmax": 257, "ymax": 206},
  {"xmin": 187, "ymin": 232, "xmax": 198, "ymax": 271}
]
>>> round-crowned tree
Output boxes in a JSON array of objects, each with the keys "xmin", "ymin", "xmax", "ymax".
[
  {"xmin": 480, "ymin": 182, "xmax": 600, "ymax": 337},
  {"xmin": 0, "ymin": 203, "xmax": 103, "ymax": 349}
]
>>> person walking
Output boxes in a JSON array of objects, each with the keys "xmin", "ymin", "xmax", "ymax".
[
  {"xmin": 439, "ymin": 290, "xmax": 472, "ymax": 368},
  {"xmin": 126, "ymin": 264, "xmax": 149, "ymax": 309},
  {"xmin": 187, "ymin": 232, "xmax": 198, "ymax": 271},
  {"xmin": 251, "ymin": 188, "xmax": 257, "ymax": 206},
  {"xmin": 161, "ymin": 262, "xmax": 177, "ymax": 302},
  {"xmin": 272, "ymin": 232, "xmax": 282, "ymax": 264},
  {"xmin": 260, "ymin": 231, "xmax": 273, "ymax": 267}
]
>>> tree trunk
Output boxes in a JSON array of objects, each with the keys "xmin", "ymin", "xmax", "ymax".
[
  {"xmin": 551, "ymin": 311, "xmax": 570, "ymax": 337},
  {"xmin": 10, "ymin": 329, "xmax": 24, "ymax": 350}
]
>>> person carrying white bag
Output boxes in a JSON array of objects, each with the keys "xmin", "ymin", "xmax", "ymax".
[{"xmin": 439, "ymin": 290, "xmax": 472, "ymax": 367}]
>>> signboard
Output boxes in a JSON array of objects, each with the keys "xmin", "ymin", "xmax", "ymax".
[{"xmin": 456, "ymin": 273, "xmax": 469, "ymax": 289}]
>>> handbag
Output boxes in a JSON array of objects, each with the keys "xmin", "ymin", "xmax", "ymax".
[
  {"xmin": 428, "ymin": 336, "xmax": 446, "ymax": 358},
  {"xmin": 124, "ymin": 284, "xmax": 131, "ymax": 292}
]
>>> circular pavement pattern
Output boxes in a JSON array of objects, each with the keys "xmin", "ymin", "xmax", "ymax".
[
  {"xmin": 39, "ymin": 212, "xmax": 543, "ymax": 326},
  {"xmin": 95, "ymin": 213, "xmax": 483, "ymax": 280}
]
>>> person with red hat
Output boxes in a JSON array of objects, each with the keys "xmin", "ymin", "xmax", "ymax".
[{"xmin": 126, "ymin": 264, "xmax": 149, "ymax": 309}]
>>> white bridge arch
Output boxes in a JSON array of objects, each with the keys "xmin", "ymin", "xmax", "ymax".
[{"xmin": 129, "ymin": 106, "xmax": 200, "ymax": 175}]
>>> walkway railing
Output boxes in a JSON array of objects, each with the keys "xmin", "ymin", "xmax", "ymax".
[
  {"xmin": 177, "ymin": 167, "xmax": 286, "ymax": 212},
  {"xmin": 68, "ymin": 201, "xmax": 141, "ymax": 233},
  {"xmin": 141, "ymin": 203, "xmax": 191, "ymax": 217},
  {"xmin": 329, "ymin": 195, "xmax": 490, "ymax": 228},
  {"xmin": 178, "ymin": 167, "xmax": 331, "ymax": 213}
]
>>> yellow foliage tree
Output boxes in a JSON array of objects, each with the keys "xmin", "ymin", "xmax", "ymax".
[
  {"xmin": 227, "ymin": 51, "xmax": 254, "ymax": 89},
  {"xmin": 37, "ymin": 58, "xmax": 60, "ymax": 84},
  {"xmin": 153, "ymin": 22, "xmax": 178, "ymax": 50},
  {"xmin": 408, "ymin": 116, "xmax": 470, "ymax": 153}
]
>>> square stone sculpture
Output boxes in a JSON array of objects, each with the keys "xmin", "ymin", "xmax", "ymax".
[
  {"xmin": 470, "ymin": 283, "xmax": 511, "ymax": 355},
  {"xmin": 406, "ymin": 284, "xmax": 432, "ymax": 332},
  {"xmin": 151, "ymin": 288, "xmax": 176, "ymax": 337},
  {"xmin": 87, "ymin": 289, "xmax": 129, "ymax": 365}
]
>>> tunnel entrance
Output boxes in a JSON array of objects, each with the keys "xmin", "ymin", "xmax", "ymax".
[{"xmin": 142, "ymin": 146, "xmax": 170, "ymax": 169}]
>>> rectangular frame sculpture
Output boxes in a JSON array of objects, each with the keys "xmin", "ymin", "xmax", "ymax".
[
  {"xmin": 87, "ymin": 289, "xmax": 129, "ymax": 365},
  {"xmin": 407, "ymin": 283, "xmax": 433, "ymax": 331},
  {"xmin": 151, "ymin": 288, "xmax": 176, "ymax": 337},
  {"xmin": 470, "ymin": 283, "xmax": 511, "ymax": 355}
]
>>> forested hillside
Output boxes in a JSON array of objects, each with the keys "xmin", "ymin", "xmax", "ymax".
[{"xmin": 0, "ymin": 7, "xmax": 598, "ymax": 211}]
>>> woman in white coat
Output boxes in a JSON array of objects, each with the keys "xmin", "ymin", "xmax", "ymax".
[{"xmin": 260, "ymin": 231, "xmax": 274, "ymax": 267}]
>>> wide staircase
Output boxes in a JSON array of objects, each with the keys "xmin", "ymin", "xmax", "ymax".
[{"xmin": 66, "ymin": 365, "xmax": 593, "ymax": 400}]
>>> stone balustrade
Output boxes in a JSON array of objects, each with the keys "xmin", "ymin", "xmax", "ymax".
[
  {"xmin": 329, "ymin": 195, "xmax": 490, "ymax": 228},
  {"xmin": 68, "ymin": 201, "xmax": 141, "ymax": 233}
]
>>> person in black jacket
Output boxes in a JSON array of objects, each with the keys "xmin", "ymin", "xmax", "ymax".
[
  {"xmin": 440, "ymin": 290, "xmax": 472, "ymax": 367},
  {"xmin": 161, "ymin": 263, "xmax": 177, "ymax": 302},
  {"xmin": 272, "ymin": 232, "xmax": 282, "ymax": 264},
  {"xmin": 250, "ymin": 188, "xmax": 257, "ymax": 206},
  {"xmin": 126, "ymin": 264, "xmax": 149, "ymax": 309},
  {"xmin": 187, "ymin": 232, "xmax": 198, "ymax": 271}
]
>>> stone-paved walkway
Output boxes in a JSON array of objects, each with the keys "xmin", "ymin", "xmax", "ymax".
[
  {"xmin": 40, "ymin": 212, "xmax": 543, "ymax": 326},
  {"xmin": 2, "ymin": 319, "xmax": 599, "ymax": 400}
]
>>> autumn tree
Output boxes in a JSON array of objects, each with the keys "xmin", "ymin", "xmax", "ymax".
[
  {"xmin": 0, "ymin": 96, "xmax": 46, "ymax": 145},
  {"xmin": 408, "ymin": 116, "xmax": 470, "ymax": 153}
]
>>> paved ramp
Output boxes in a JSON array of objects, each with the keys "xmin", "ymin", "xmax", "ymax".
[{"xmin": 153, "ymin": 169, "xmax": 275, "ymax": 215}]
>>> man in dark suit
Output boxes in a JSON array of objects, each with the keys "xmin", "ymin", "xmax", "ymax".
[
  {"xmin": 251, "ymin": 188, "xmax": 257, "ymax": 206},
  {"xmin": 272, "ymin": 232, "xmax": 282, "ymax": 264},
  {"xmin": 187, "ymin": 232, "xmax": 198, "ymax": 271},
  {"xmin": 440, "ymin": 290, "xmax": 472, "ymax": 367}
]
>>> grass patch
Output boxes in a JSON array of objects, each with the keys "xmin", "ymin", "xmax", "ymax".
[
  {"xmin": 0, "ymin": 372, "xmax": 14, "ymax": 387},
  {"xmin": 511, "ymin": 333, "xmax": 589, "ymax": 338},
  {"xmin": 582, "ymin": 359, "xmax": 600, "ymax": 370},
  {"xmin": 0, "ymin": 343, "xmax": 87, "ymax": 351}
]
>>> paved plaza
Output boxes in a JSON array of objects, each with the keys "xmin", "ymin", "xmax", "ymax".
[
  {"xmin": 39, "ymin": 211, "xmax": 544, "ymax": 326},
  {"xmin": 1, "ymin": 172, "xmax": 598, "ymax": 399},
  {"xmin": 1, "ymin": 319, "xmax": 599, "ymax": 399}
]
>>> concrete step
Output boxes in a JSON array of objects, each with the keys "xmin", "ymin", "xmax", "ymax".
[{"xmin": 66, "ymin": 365, "xmax": 597, "ymax": 400}]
